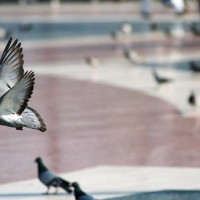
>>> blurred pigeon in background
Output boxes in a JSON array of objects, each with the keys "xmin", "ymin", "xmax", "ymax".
[
  {"xmin": 72, "ymin": 182, "xmax": 95, "ymax": 200},
  {"xmin": 120, "ymin": 22, "xmax": 132, "ymax": 35},
  {"xmin": 35, "ymin": 157, "xmax": 72, "ymax": 194},
  {"xmin": 188, "ymin": 91, "xmax": 197, "ymax": 107},
  {"xmin": 0, "ymin": 27, "xmax": 13, "ymax": 41},
  {"xmin": 0, "ymin": 38, "xmax": 46, "ymax": 132},
  {"xmin": 152, "ymin": 69, "xmax": 173, "ymax": 86},
  {"xmin": 18, "ymin": 23, "xmax": 33, "ymax": 32},
  {"xmin": 124, "ymin": 48, "xmax": 143, "ymax": 65},
  {"xmin": 190, "ymin": 22, "xmax": 200, "ymax": 36},
  {"xmin": 86, "ymin": 57, "xmax": 100, "ymax": 68},
  {"xmin": 189, "ymin": 61, "xmax": 200, "ymax": 73},
  {"xmin": 162, "ymin": 0, "xmax": 173, "ymax": 7}
]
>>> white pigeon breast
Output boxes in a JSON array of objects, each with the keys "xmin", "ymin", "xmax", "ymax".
[{"xmin": 1, "ymin": 114, "xmax": 22, "ymax": 123}]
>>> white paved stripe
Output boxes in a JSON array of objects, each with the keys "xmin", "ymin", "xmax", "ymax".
[{"xmin": 0, "ymin": 166, "xmax": 200, "ymax": 200}]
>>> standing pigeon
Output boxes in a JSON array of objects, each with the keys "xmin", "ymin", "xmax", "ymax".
[
  {"xmin": 35, "ymin": 157, "xmax": 72, "ymax": 194},
  {"xmin": 188, "ymin": 91, "xmax": 196, "ymax": 107},
  {"xmin": 0, "ymin": 37, "xmax": 46, "ymax": 132},
  {"xmin": 72, "ymin": 182, "xmax": 95, "ymax": 200},
  {"xmin": 85, "ymin": 57, "xmax": 100, "ymax": 68},
  {"xmin": 152, "ymin": 69, "xmax": 173, "ymax": 85},
  {"xmin": 124, "ymin": 48, "xmax": 143, "ymax": 65}
]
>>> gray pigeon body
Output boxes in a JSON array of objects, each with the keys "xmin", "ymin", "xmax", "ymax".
[
  {"xmin": 35, "ymin": 157, "xmax": 72, "ymax": 194},
  {"xmin": 72, "ymin": 182, "xmax": 95, "ymax": 200},
  {"xmin": 0, "ymin": 38, "xmax": 46, "ymax": 132}
]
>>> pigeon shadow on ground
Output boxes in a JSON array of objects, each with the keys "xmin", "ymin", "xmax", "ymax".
[
  {"xmin": 0, "ymin": 190, "xmax": 138, "ymax": 198},
  {"xmin": 104, "ymin": 190, "xmax": 200, "ymax": 200},
  {"xmin": 0, "ymin": 192, "xmax": 69, "ymax": 198},
  {"xmin": 89, "ymin": 190, "xmax": 137, "ymax": 196}
]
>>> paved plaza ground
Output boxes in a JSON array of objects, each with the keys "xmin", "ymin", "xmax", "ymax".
[{"xmin": 0, "ymin": 1, "xmax": 199, "ymax": 200}]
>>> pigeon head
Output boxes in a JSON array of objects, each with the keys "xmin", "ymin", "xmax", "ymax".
[
  {"xmin": 35, "ymin": 157, "xmax": 42, "ymax": 163},
  {"xmin": 35, "ymin": 157, "xmax": 48, "ymax": 173},
  {"xmin": 72, "ymin": 182, "xmax": 79, "ymax": 188},
  {"xmin": 72, "ymin": 182, "xmax": 87, "ymax": 198}
]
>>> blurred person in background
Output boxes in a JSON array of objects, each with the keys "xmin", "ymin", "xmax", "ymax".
[
  {"xmin": 171, "ymin": 0, "xmax": 185, "ymax": 14},
  {"xmin": 141, "ymin": 0, "xmax": 186, "ymax": 18},
  {"xmin": 141, "ymin": 0, "xmax": 152, "ymax": 18}
]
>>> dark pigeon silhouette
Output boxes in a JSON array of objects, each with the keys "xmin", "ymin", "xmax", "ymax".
[
  {"xmin": 189, "ymin": 61, "xmax": 200, "ymax": 73},
  {"xmin": 72, "ymin": 182, "xmax": 95, "ymax": 200},
  {"xmin": 150, "ymin": 22, "xmax": 159, "ymax": 32},
  {"xmin": 0, "ymin": 37, "xmax": 46, "ymax": 132},
  {"xmin": 152, "ymin": 69, "xmax": 173, "ymax": 85},
  {"xmin": 124, "ymin": 48, "xmax": 143, "ymax": 64},
  {"xmin": 35, "ymin": 157, "xmax": 72, "ymax": 194},
  {"xmin": 111, "ymin": 30, "xmax": 121, "ymax": 40},
  {"xmin": 162, "ymin": 0, "xmax": 173, "ymax": 7},
  {"xmin": 190, "ymin": 22, "xmax": 200, "ymax": 36},
  {"xmin": 188, "ymin": 91, "xmax": 196, "ymax": 107},
  {"xmin": 18, "ymin": 23, "xmax": 33, "ymax": 32},
  {"xmin": 85, "ymin": 57, "xmax": 100, "ymax": 68}
]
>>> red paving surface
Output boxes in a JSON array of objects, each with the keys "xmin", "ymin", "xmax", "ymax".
[{"xmin": 0, "ymin": 75, "xmax": 200, "ymax": 184}]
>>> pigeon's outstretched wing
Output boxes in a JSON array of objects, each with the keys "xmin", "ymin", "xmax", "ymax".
[
  {"xmin": 0, "ymin": 71, "xmax": 34, "ymax": 115},
  {"xmin": 0, "ymin": 38, "xmax": 24, "ymax": 97}
]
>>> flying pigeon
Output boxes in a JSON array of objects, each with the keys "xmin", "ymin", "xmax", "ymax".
[
  {"xmin": 72, "ymin": 182, "xmax": 95, "ymax": 200},
  {"xmin": 189, "ymin": 61, "xmax": 200, "ymax": 73},
  {"xmin": 0, "ymin": 38, "xmax": 46, "ymax": 132},
  {"xmin": 35, "ymin": 157, "xmax": 72, "ymax": 194},
  {"xmin": 152, "ymin": 69, "xmax": 173, "ymax": 85}
]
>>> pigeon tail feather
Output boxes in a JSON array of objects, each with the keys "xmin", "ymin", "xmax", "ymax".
[
  {"xmin": 59, "ymin": 178, "xmax": 72, "ymax": 193},
  {"xmin": 21, "ymin": 107, "xmax": 46, "ymax": 132}
]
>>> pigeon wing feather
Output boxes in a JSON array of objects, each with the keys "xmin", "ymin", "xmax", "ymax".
[
  {"xmin": 39, "ymin": 170, "xmax": 58, "ymax": 186},
  {"xmin": 0, "ymin": 38, "xmax": 24, "ymax": 97},
  {"xmin": 0, "ymin": 71, "xmax": 34, "ymax": 115}
]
